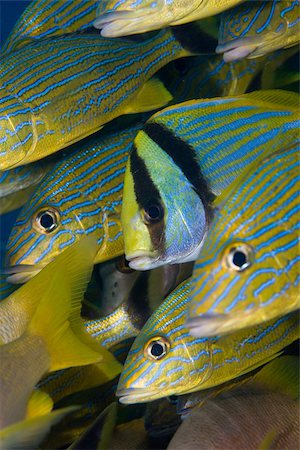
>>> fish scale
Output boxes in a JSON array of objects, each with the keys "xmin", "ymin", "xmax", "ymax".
[
  {"xmin": 0, "ymin": 26, "xmax": 191, "ymax": 170},
  {"xmin": 187, "ymin": 145, "xmax": 300, "ymax": 337},
  {"xmin": 5, "ymin": 122, "xmax": 144, "ymax": 281},
  {"xmin": 116, "ymin": 278, "xmax": 299, "ymax": 403}
]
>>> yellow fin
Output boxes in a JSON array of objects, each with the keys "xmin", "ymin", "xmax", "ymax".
[
  {"xmin": 26, "ymin": 237, "xmax": 107, "ymax": 371},
  {"xmin": 0, "ymin": 406, "xmax": 77, "ymax": 450},
  {"xmin": 124, "ymin": 78, "xmax": 172, "ymax": 114},
  {"xmin": 246, "ymin": 89, "xmax": 299, "ymax": 109},
  {"xmin": 26, "ymin": 390, "xmax": 53, "ymax": 420},
  {"xmin": 252, "ymin": 355, "xmax": 299, "ymax": 400}
]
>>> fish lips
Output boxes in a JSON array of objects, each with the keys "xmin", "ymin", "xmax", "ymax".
[
  {"xmin": 4, "ymin": 264, "xmax": 42, "ymax": 284},
  {"xmin": 116, "ymin": 387, "xmax": 162, "ymax": 404}
]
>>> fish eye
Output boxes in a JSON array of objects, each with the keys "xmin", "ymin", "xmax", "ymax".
[
  {"xmin": 144, "ymin": 336, "xmax": 170, "ymax": 361},
  {"xmin": 33, "ymin": 207, "xmax": 60, "ymax": 234},
  {"xmin": 225, "ymin": 244, "xmax": 253, "ymax": 272},
  {"xmin": 115, "ymin": 255, "xmax": 135, "ymax": 274},
  {"xmin": 142, "ymin": 200, "xmax": 164, "ymax": 225}
]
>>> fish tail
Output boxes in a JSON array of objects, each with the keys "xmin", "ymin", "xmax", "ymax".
[
  {"xmin": 172, "ymin": 22, "xmax": 218, "ymax": 56},
  {"xmin": 26, "ymin": 237, "xmax": 116, "ymax": 371}
]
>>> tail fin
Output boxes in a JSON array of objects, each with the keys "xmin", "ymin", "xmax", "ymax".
[{"xmin": 26, "ymin": 237, "xmax": 115, "ymax": 371}]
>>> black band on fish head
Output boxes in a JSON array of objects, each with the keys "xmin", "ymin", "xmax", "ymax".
[
  {"xmin": 143, "ymin": 122, "xmax": 216, "ymax": 225},
  {"xmin": 130, "ymin": 145, "xmax": 166, "ymax": 252}
]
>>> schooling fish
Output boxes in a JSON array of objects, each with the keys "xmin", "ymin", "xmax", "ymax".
[
  {"xmin": 116, "ymin": 279, "xmax": 299, "ymax": 404},
  {"xmin": 0, "ymin": 23, "xmax": 212, "ymax": 170},
  {"xmin": 187, "ymin": 145, "xmax": 300, "ymax": 338},
  {"xmin": 121, "ymin": 90, "xmax": 299, "ymax": 270},
  {"xmin": 2, "ymin": 0, "xmax": 98, "ymax": 55},
  {"xmin": 4, "ymin": 123, "xmax": 144, "ymax": 283},
  {"xmin": 94, "ymin": 0, "xmax": 244, "ymax": 37},
  {"xmin": 0, "ymin": 237, "xmax": 120, "ymax": 429},
  {"xmin": 216, "ymin": 0, "xmax": 300, "ymax": 62}
]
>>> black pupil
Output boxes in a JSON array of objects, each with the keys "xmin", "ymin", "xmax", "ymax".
[
  {"xmin": 233, "ymin": 250, "xmax": 247, "ymax": 268},
  {"xmin": 146, "ymin": 204, "xmax": 161, "ymax": 220},
  {"xmin": 40, "ymin": 212, "xmax": 55, "ymax": 230},
  {"xmin": 151, "ymin": 342, "xmax": 164, "ymax": 357}
]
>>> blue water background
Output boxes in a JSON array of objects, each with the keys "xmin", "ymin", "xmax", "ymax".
[{"xmin": 1, "ymin": 1, "xmax": 31, "ymax": 257}]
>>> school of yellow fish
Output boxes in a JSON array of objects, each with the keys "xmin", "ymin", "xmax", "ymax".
[{"xmin": 0, "ymin": 1, "xmax": 299, "ymax": 449}]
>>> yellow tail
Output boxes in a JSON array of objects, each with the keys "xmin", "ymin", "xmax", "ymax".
[{"xmin": 25, "ymin": 237, "xmax": 120, "ymax": 372}]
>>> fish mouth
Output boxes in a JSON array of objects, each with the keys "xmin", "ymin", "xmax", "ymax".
[
  {"xmin": 116, "ymin": 387, "xmax": 160, "ymax": 404},
  {"xmin": 126, "ymin": 250, "xmax": 160, "ymax": 271},
  {"xmin": 186, "ymin": 314, "xmax": 228, "ymax": 338},
  {"xmin": 215, "ymin": 39, "xmax": 258, "ymax": 62},
  {"xmin": 4, "ymin": 264, "xmax": 43, "ymax": 284},
  {"xmin": 93, "ymin": 8, "xmax": 161, "ymax": 37}
]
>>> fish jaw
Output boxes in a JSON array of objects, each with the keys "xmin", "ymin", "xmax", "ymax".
[
  {"xmin": 126, "ymin": 251, "xmax": 163, "ymax": 271},
  {"xmin": 4, "ymin": 264, "xmax": 43, "ymax": 284}
]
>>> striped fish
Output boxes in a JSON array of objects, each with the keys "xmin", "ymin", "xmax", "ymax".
[
  {"xmin": 4, "ymin": 122, "xmax": 143, "ymax": 284},
  {"xmin": 187, "ymin": 145, "xmax": 300, "ymax": 338},
  {"xmin": 94, "ymin": 0, "xmax": 244, "ymax": 37},
  {"xmin": 216, "ymin": 0, "xmax": 300, "ymax": 61},
  {"xmin": 116, "ymin": 280, "xmax": 299, "ymax": 404},
  {"xmin": 121, "ymin": 90, "xmax": 299, "ymax": 270},
  {"xmin": 2, "ymin": 0, "xmax": 98, "ymax": 55},
  {"xmin": 0, "ymin": 24, "xmax": 207, "ymax": 170}
]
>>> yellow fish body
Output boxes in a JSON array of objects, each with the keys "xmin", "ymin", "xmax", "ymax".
[
  {"xmin": 216, "ymin": 0, "xmax": 300, "ymax": 61},
  {"xmin": 94, "ymin": 0, "xmax": 244, "ymax": 37},
  {"xmin": 4, "ymin": 123, "xmax": 143, "ymax": 283},
  {"xmin": 116, "ymin": 280, "xmax": 299, "ymax": 404},
  {"xmin": 187, "ymin": 145, "xmax": 300, "ymax": 337},
  {"xmin": 2, "ymin": 0, "xmax": 98, "ymax": 55},
  {"xmin": 0, "ymin": 23, "xmax": 213, "ymax": 170}
]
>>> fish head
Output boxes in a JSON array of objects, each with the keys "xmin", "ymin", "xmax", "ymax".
[
  {"xmin": 4, "ymin": 177, "xmax": 122, "ymax": 284},
  {"xmin": 116, "ymin": 281, "xmax": 213, "ymax": 404},
  {"xmin": 187, "ymin": 146, "xmax": 300, "ymax": 337},
  {"xmin": 121, "ymin": 130, "xmax": 207, "ymax": 270},
  {"xmin": 94, "ymin": 0, "xmax": 207, "ymax": 37},
  {"xmin": 216, "ymin": 1, "xmax": 298, "ymax": 61}
]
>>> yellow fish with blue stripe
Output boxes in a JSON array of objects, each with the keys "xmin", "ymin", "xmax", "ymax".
[
  {"xmin": 94, "ymin": 0, "xmax": 244, "ymax": 37},
  {"xmin": 2, "ymin": 0, "xmax": 98, "ymax": 55},
  {"xmin": 121, "ymin": 90, "xmax": 299, "ymax": 271},
  {"xmin": 4, "ymin": 123, "xmax": 143, "ymax": 283},
  {"xmin": 116, "ymin": 279, "xmax": 299, "ymax": 404},
  {"xmin": 187, "ymin": 144, "xmax": 300, "ymax": 338},
  {"xmin": 216, "ymin": 0, "xmax": 300, "ymax": 61},
  {"xmin": 0, "ymin": 23, "xmax": 214, "ymax": 170}
]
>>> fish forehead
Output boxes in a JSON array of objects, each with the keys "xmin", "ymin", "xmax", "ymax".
[
  {"xmin": 190, "ymin": 146, "xmax": 300, "ymax": 320},
  {"xmin": 220, "ymin": 0, "xmax": 299, "ymax": 40},
  {"xmin": 5, "ymin": 124, "xmax": 142, "ymax": 267}
]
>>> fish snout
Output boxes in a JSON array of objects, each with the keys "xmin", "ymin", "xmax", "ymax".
[{"xmin": 4, "ymin": 264, "xmax": 43, "ymax": 284}]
